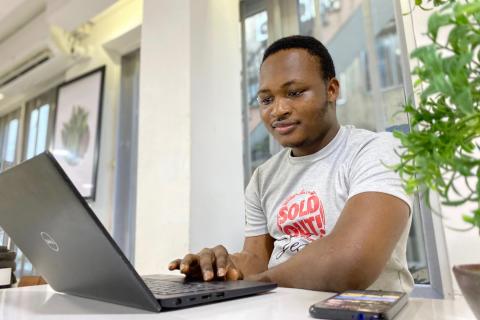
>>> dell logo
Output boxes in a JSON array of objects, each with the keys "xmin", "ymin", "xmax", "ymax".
[{"xmin": 40, "ymin": 232, "xmax": 59, "ymax": 252}]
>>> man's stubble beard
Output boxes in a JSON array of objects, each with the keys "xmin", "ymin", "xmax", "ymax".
[{"xmin": 276, "ymin": 100, "xmax": 331, "ymax": 150}]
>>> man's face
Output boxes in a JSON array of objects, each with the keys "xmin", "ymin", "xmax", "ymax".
[{"xmin": 257, "ymin": 49, "xmax": 339, "ymax": 157}]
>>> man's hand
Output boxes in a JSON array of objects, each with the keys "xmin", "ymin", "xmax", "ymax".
[
  {"xmin": 168, "ymin": 245, "xmax": 242, "ymax": 281},
  {"xmin": 168, "ymin": 235, "xmax": 274, "ymax": 282},
  {"xmin": 0, "ymin": 246, "xmax": 17, "ymax": 286}
]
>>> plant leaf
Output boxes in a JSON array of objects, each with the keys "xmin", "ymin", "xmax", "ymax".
[{"xmin": 428, "ymin": 12, "xmax": 451, "ymax": 41}]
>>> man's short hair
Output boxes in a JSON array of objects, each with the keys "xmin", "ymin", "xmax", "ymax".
[{"xmin": 261, "ymin": 35, "xmax": 336, "ymax": 81}]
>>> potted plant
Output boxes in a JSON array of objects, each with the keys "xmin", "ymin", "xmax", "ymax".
[{"xmin": 393, "ymin": 0, "xmax": 480, "ymax": 318}]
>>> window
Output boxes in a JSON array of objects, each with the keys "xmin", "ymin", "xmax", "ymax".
[
  {"xmin": 25, "ymin": 105, "xmax": 49, "ymax": 159},
  {"xmin": 298, "ymin": 0, "xmax": 316, "ymax": 35},
  {"xmin": 6, "ymin": 89, "xmax": 57, "ymax": 277},
  {"xmin": 0, "ymin": 110, "xmax": 27, "ymax": 276},
  {"xmin": 0, "ymin": 228, "xmax": 6, "ymax": 246},
  {"xmin": 362, "ymin": 22, "xmax": 404, "ymax": 91},
  {"xmin": 241, "ymin": 0, "xmax": 271, "ymax": 180},
  {"xmin": 296, "ymin": 0, "xmax": 445, "ymax": 298},
  {"xmin": 0, "ymin": 111, "xmax": 20, "ymax": 171},
  {"xmin": 0, "ymin": 88, "xmax": 56, "ymax": 279},
  {"xmin": 23, "ymin": 89, "xmax": 56, "ymax": 161}
]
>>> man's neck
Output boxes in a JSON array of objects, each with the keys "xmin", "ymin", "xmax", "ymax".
[{"xmin": 291, "ymin": 122, "xmax": 340, "ymax": 157}]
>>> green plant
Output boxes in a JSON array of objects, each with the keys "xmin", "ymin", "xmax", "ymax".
[{"xmin": 393, "ymin": 0, "xmax": 480, "ymax": 231}]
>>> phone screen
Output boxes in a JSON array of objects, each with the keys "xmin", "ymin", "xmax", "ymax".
[
  {"xmin": 310, "ymin": 290, "xmax": 407, "ymax": 320},
  {"xmin": 316, "ymin": 291, "xmax": 403, "ymax": 313}
]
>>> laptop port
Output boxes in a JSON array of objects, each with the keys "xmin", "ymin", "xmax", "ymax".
[
  {"xmin": 201, "ymin": 294, "xmax": 211, "ymax": 299},
  {"xmin": 215, "ymin": 292, "xmax": 225, "ymax": 298},
  {"xmin": 175, "ymin": 298, "xmax": 182, "ymax": 305},
  {"xmin": 189, "ymin": 297, "xmax": 196, "ymax": 302}
]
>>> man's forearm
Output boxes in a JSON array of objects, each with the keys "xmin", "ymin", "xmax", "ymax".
[{"xmin": 247, "ymin": 237, "xmax": 373, "ymax": 291}]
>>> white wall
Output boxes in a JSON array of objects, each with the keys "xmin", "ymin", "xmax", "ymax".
[
  {"xmin": 136, "ymin": 0, "xmax": 244, "ymax": 274},
  {"xmin": 400, "ymin": 0, "xmax": 480, "ymax": 296},
  {"xmin": 136, "ymin": 0, "xmax": 192, "ymax": 275},
  {"xmin": 190, "ymin": 0, "xmax": 244, "ymax": 253},
  {"xmin": 63, "ymin": 0, "xmax": 143, "ymax": 230}
]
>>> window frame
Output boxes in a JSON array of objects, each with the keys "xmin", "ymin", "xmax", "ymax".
[
  {"xmin": 240, "ymin": 0, "xmax": 267, "ymax": 186},
  {"xmin": 392, "ymin": 0, "xmax": 453, "ymax": 299}
]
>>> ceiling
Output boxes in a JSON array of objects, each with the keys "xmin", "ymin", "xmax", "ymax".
[{"xmin": 0, "ymin": 0, "xmax": 45, "ymax": 43}]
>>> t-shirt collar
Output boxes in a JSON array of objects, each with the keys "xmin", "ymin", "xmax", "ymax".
[{"xmin": 287, "ymin": 125, "xmax": 347, "ymax": 164}]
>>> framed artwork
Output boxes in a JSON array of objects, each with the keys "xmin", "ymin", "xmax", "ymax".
[{"xmin": 51, "ymin": 66, "xmax": 105, "ymax": 200}]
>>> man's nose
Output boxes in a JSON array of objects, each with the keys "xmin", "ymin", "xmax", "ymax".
[{"xmin": 270, "ymin": 98, "xmax": 291, "ymax": 119}]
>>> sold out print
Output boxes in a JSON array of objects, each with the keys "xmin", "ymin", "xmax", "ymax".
[{"xmin": 276, "ymin": 191, "xmax": 326, "ymax": 238}]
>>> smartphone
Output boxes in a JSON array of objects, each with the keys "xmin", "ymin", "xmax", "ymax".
[{"xmin": 309, "ymin": 290, "xmax": 408, "ymax": 320}]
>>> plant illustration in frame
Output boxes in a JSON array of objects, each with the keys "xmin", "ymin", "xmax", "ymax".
[
  {"xmin": 52, "ymin": 67, "xmax": 105, "ymax": 199},
  {"xmin": 61, "ymin": 105, "xmax": 90, "ymax": 166}
]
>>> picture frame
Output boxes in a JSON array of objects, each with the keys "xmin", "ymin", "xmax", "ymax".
[{"xmin": 51, "ymin": 66, "xmax": 105, "ymax": 200}]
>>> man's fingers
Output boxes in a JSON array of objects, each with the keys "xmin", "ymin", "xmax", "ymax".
[
  {"xmin": 180, "ymin": 254, "xmax": 198, "ymax": 273},
  {"xmin": 212, "ymin": 245, "xmax": 228, "ymax": 277},
  {"xmin": 168, "ymin": 259, "xmax": 182, "ymax": 271},
  {"xmin": 168, "ymin": 246, "xmax": 239, "ymax": 282},
  {"xmin": 198, "ymin": 249, "xmax": 215, "ymax": 281},
  {"xmin": 226, "ymin": 267, "xmax": 243, "ymax": 280},
  {"xmin": 0, "ymin": 251, "xmax": 16, "ymax": 261},
  {"xmin": 168, "ymin": 254, "xmax": 204, "ymax": 281},
  {"xmin": 225, "ymin": 257, "xmax": 243, "ymax": 280}
]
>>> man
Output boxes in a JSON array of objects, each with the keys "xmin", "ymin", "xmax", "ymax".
[
  {"xmin": 0, "ymin": 246, "xmax": 16, "ymax": 289},
  {"xmin": 169, "ymin": 35, "xmax": 413, "ymax": 292}
]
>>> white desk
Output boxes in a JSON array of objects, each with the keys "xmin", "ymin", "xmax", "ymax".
[{"xmin": 0, "ymin": 285, "xmax": 475, "ymax": 320}]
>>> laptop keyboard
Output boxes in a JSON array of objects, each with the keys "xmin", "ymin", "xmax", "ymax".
[{"xmin": 143, "ymin": 277, "xmax": 227, "ymax": 296}]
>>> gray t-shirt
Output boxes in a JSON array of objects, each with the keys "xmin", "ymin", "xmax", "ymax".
[{"xmin": 245, "ymin": 125, "xmax": 414, "ymax": 292}]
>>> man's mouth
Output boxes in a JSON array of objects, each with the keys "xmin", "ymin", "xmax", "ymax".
[{"xmin": 272, "ymin": 120, "xmax": 299, "ymax": 135}]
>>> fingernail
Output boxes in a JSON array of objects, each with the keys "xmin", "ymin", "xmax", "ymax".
[
  {"xmin": 217, "ymin": 268, "xmax": 226, "ymax": 277},
  {"xmin": 227, "ymin": 268, "xmax": 240, "ymax": 280},
  {"xmin": 203, "ymin": 271, "xmax": 213, "ymax": 281}
]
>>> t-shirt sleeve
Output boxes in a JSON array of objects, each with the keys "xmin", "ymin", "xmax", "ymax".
[
  {"xmin": 244, "ymin": 168, "xmax": 269, "ymax": 236},
  {"xmin": 347, "ymin": 132, "xmax": 413, "ymax": 214}
]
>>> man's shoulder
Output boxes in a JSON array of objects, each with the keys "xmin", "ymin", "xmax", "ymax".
[
  {"xmin": 344, "ymin": 126, "xmax": 397, "ymax": 151},
  {"xmin": 342, "ymin": 126, "xmax": 402, "ymax": 173}
]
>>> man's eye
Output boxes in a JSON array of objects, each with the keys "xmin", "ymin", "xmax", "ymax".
[
  {"xmin": 287, "ymin": 90, "xmax": 304, "ymax": 98},
  {"xmin": 257, "ymin": 96, "xmax": 274, "ymax": 105}
]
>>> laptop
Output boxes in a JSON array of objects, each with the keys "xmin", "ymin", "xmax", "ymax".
[{"xmin": 0, "ymin": 151, "xmax": 276, "ymax": 312}]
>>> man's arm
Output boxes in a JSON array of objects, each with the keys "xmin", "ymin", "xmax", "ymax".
[
  {"xmin": 168, "ymin": 234, "xmax": 274, "ymax": 281},
  {"xmin": 231, "ymin": 234, "xmax": 274, "ymax": 277},
  {"xmin": 246, "ymin": 192, "xmax": 409, "ymax": 291}
]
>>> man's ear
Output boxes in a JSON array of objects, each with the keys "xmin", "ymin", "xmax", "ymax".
[{"xmin": 327, "ymin": 78, "xmax": 340, "ymax": 103}]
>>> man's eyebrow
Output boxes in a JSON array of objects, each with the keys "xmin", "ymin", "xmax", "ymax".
[
  {"xmin": 257, "ymin": 80, "xmax": 305, "ymax": 96},
  {"xmin": 257, "ymin": 88, "xmax": 270, "ymax": 95},
  {"xmin": 280, "ymin": 80, "xmax": 303, "ymax": 88}
]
